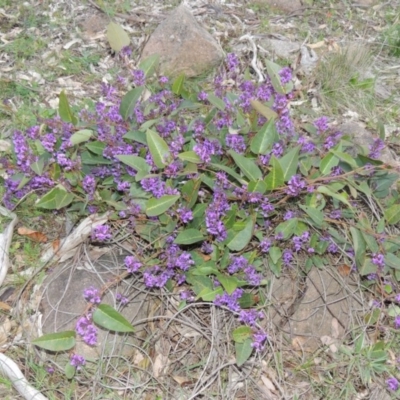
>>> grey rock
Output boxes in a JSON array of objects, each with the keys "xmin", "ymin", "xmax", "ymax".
[
  {"xmin": 141, "ymin": 4, "xmax": 224, "ymax": 78},
  {"xmin": 39, "ymin": 247, "xmax": 151, "ymax": 361}
]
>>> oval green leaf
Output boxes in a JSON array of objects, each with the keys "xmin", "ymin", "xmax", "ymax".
[
  {"xmin": 106, "ymin": 22, "xmax": 130, "ymax": 52},
  {"xmin": 116, "ymin": 155, "xmax": 150, "ymax": 173},
  {"xmin": 250, "ymin": 119, "xmax": 279, "ymax": 155},
  {"xmin": 119, "ymin": 86, "xmax": 145, "ymax": 121},
  {"xmin": 93, "ymin": 304, "xmax": 134, "ymax": 333},
  {"xmin": 146, "ymin": 129, "xmax": 171, "ymax": 169},
  {"xmin": 232, "ymin": 326, "xmax": 252, "ymax": 343},
  {"xmin": 145, "ymin": 194, "xmax": 180, "ymax": 217},
  {"xmin": 70, "ymin": 129, "xmax": 93, "ymax": 146},
  {"xmin": 59, "ymin": 91, "xmax": 77, "ymax": 125},
  {"xmin": 226, "ymin": 217, "xmax": 255, "ymax": 251},
  {"xmin": 384, "ymin": 204, "xmax": 400, "ymax": 225},
  {"xmin": 138, "ymin": 54, "xmax": 160, "ymax": 78},
  {"xmin": 174, "ymin": 228, "xmax": 205, "ymax": 245},
  {"xmin": 178, "ymin": 151, "xmax": 201, "ymax": 164},
  {"xmin": 228, "ymin": 150, "xmax": 262, "ymax": 181},
  {"xmin": 32, "ymin": 331, "xmax": 76, "ymax": 351},
  {"xmin": 235, "ymin": 338, "xmax": 253, "ymax": 367}
]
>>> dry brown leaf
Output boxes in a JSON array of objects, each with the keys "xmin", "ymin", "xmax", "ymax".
[
  {"xmin": 338, "ymin": 264, "xmax": 351, "ymax": 277},
  {"xmin": 308, "ymin": 40, "xmax": 326, "ymax": 49},
  {"xmin": 52, "ymin": 239, "xmax": 60, "ymax": 252},
  {"xmin": 17, "ymin": 227, "xmax": 47, "ymax": 243},
  {"xmin": 0, "ymin": 302, "xmax": 11, "ymax": 311},
  {"xmin": 172, "ymin": 375, "xmax": 192, "ymax": 386}
]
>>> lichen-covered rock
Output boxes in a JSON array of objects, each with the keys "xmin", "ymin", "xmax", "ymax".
[{"xmin": 141, "ymin": 4, "xmax": 224, "ymax": 78}]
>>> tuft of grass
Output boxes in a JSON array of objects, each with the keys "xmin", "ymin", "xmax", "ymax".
[
  {"xmin": 3, "ymin": 35, "xmax": 47, "ymax": 60},
  {"xmin": 315, "ymin": 43, "xmax": 377, "ymax": 118},
  {"xmin": 382, "ymin": 24, "xmax": 400, "ymax": 57}
]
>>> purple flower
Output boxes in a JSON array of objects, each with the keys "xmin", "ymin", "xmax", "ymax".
[
  {"xmin": 226, "ymin": 134, "xmax": 246, "ymax": 153},
  {"xmin": 284, "ymin": 211, "xmax": 296, "ymax": 220},
  {"xmin": 329, "ymin": 209, "xmax": 341, "ymax": 219},
  {"xmin": 251, "ymin": 330, "xmax": 268, "ymax": 351},
  {"xmin": 279, "ymin": 67, "xmax": 292, "ymax": 84},
  {"xmin": 395, "ymin": 293, "xmax": 400, "ymax": 303},
  {"xmin": 226, "ymin": 53, "xmax": 239, "ymax": 71},
  {"xmin": 82, "ymin": 175, "xmax": 96, "ymax": 197},
  {"xmin": 286, "ymin": 175, "xmax": 306, "ymax": 196},
  {"xmin": 116, "ymin": 293, "xmax": 129, "ymax": 305},
  {"xmin": 70, "ymin": 354, "xmax": 85, "ymax": 370},
  {"xmin": 282, "ymin": 249, "xmax": 293, "ymax": 266},
  {"xmin": 201, "ymin": 242, "xmax": 213, "ymax": 254},
  {"xmin": 75, "ymin": 315, "xmax": 98, "ymax": 346},
  {"xmin": 91, "ymin": 224, "xmax": 112, "ymax": 242},
  {"xmin": 244, "ymin": 266, "xmax": 262, "ymax": 286},
  {"xmin": 368, "ymin": 138, "xmax": 385, "ymax": 159},
  {"xmin": 143, "ymin": 266, "xmax": 172, "ymax": 288},
  {"xmin": 124, "ymin": 255, "xmax": 142, "ymax": 273},
  {"xmin": 228, "ymin": 256, "xmax": 248, "ymax": 274},
  {"xmin": 132, "ymin": 69, "xmax": 145, "ymax": 86},
  {"xmin": 177, "ymin": 206, "xmax": 193, "ymax": 224},
  {"xmin": 214, "ymin": 289, "xmax": 244, "ymax": 312},
  {"xmin": 260, "ymin": 238, "xmax": 272, "ymax": 253},
  {"xmin": 198, "ymin": 91, "xmax": 208, "ymax": 101},
  {"xmin": 372, "ymin": 253, "xmax": 385, "ymax": 269},
  {"xmin": 314, "ymin": 116, "xmax": 329, "ymax": 133},
  {"xmin": 159, "ymin": 76, "xmax": 169, "ymax": 84},
  {"xmin": 194, "ymin": 139, "xmax": 222, "ymax": 163},
  {"xmin": 238, "ymin": 309, "xmax": 264, "ymax": 326},
  {"xmin": 327, "ymin": 243, "xmax": 338, "ymax": 253},
  {"xmin": 387, "ymin": 377, "xmax": 399, "ymax": 391},
  {"xmin": 120, "ymin": 46, "xmax": 132, "ymax": 58},
  {"xmin": 41, "ymin": 133, "xmax": 57, "ymax": 152},
  {"xmin": 394, "ymin": 316, "xmax": 400, "ymax": 329},
  {"xmin": 83, "ymin": 287, "xmax": 101, "ymax": 304}
]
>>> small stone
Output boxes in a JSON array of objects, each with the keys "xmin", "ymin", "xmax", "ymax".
[{"xmin": 141, "ymin": 4, "xmax": 224, "ymax": 78}]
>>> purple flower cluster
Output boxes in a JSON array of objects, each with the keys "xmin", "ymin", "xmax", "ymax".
[
  {"xmin": 279, "ymin": 67, "xmax": 292, "ymax": 84},
  {"xmin": 238, "ymin": 309, "xmax": 264, "ymax": 326},
  {"xmin": 205, "ymin": 188, "xmax": 230, "ymax": 241},
  {"xmin": 368, "ymin": 138, "xmax": 385, "ymax": 159},
  {"xmin": 70, "ymin": 354, "xmax": 85, "ymax": 370},
  {"xmin": 76, "ymin": 315, "xmax": 98, "ymax": 346},
  {"xmin": 387, "ymin": 377, "xmax": 399, "ymax": 391},
  {"xmin": 371, "ymin": 253, "xmax": 385, "ymax": 269},
  {"xmin": 124, "ymin": 255, "xmax": 142, "ymax": 273},
  {"xmin": 251, "ymin": 330, "xmax": 268, "ymax": 351},
  {"xmin": 193, "ymin": 139, "xmax": 222, "ymax": 163},
  {"xmin": 314, "ymin": 116, "xmax": 329, "ymax": 133},
  {"xmin": 226, "ymin": 134, "xmax": 246, "ymax": 153},
  {"xmin": 91, "ymin": 224, "xmax": 112, "ymax": 242},
  {"xmin": 83, "ymin": 287, "xmax": 101, "ymax": 304},
  {"xmin": 292, "ymin": 231, "xmax": 310, "ymax": 252},
  {"xmin": 286, "ymin": 175, "xmax": 306, "ymax": 196},
  {"xmin": 214, "ymin": 288, "xmax": 244, "ymax": 312}
]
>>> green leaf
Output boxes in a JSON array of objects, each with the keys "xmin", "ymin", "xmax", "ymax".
[
  {"xmin": 192, "ymin": 264, "xmax": 219, "ymax": 276},
  {"xmin": 216, "ymin": 274, "xmax": 238, "ymax": 295},
  {"xmin": 186, "ymin": 275, "xmax": 213, "ymax": 295},
  {"xmin": 278, "ymin": 146, "xmax": 300, "ymax": 181},
  {"xmin": 209, "ymin": 163, "xmax": 247, "ymax": 185},
  {"xmin": 232, "ymin": 326, "xmax": 252, "ymax": 343},
  {"xmin": 116, "ymin": 155, "xmax": 150, "ymax": 173},
  {"xmin": 385, "ymin": 253, "xmax": 400, "ymax": 270},
  {"xmin": 359, "ymin": 258, "xmax": 377, "ymax": 276},
  {"xmin": 146, "ymin": 129, "xmax": 171, "ymax": 168},
  {"xmin": 172, "ymin": 74, "xmax": 185, "ymax": 95},
  {"xmin": 81, "ymin": 151, "xmax": 112, "ymax": 165},
  {"xmin": 384, "ymin": 204, "xmax": 400, "ymax": 225},
  {"xmin": 64, "ymin": 362, "xmax": 76, "ymax": 379},
  {"xmin": 138, "ymin": 54, "xmax": 160, "ymax": 78},
  {"xmin": 320, "ymin": 152, "xmax": 339, "ymax": 175},
  {"xmin": 32, "ymin": 331, "xmax": 76, "ymax": 351},
  {"xmin": 197, "ymin": 286, "xmax": 224, "ymax": 301},
  {"xmin": 145, "ymin": 195, "xmax": 180, "ymax": 217},
  {"xmin": 207, "ymin": 93, "xmax": 225, "ymax": 110},
  {"xmin": 330, "ymin": 150, "xmax": 358, "ymax": 168},
  {"xmin": 174, "ymin": 229, "xmax": 205, "ymax": 245},
  {"xmin": 250, "ymin": 119, "xmax": 278, "ymax": 154},
  {"xmin": 70, "ymin": 129, "xmax": 93, "ymax": 145},
  {"xmin": 264, "ymin": 155, "xmax": 285, "ymax": 190},
  {"xmin": 361, "ymin": 232, "xmax": 379, "ymax": 253},
  {"xmin": 30, "ymin": 158, "xmax": 45, "ymax": 176},
  {"xmin": 250, "ymin": 99, "xmax": 278, "ymax": 120},
  {"xmin": 229, "ymin": 150, "xmax": 262, "ymax": 181},
  {"xmin": 36, "ymin": 187, "xmax": 75, "ymax": 210},
  {"xmin": 269, "ymin": 246, "xmax": 282, "ymax": 264},
  {"xmin": 181, "ymin": 179, "xmax": 201, "ymax": 209},
  {"xmin": 238, "ymin": 293, "xmax": 256, "ymax": 308},
  {"xmin": 248, "ymin": 180, "xmax": 267, "ymax": 194},
  {"xmin": 299, "ymin": 204, "xmax": 325, "ymax": 228},
  {"xmin": 85, "ymin": 141, "xmax": 106, "ymax": 155},
  {"xmin": 106, "ymin": 21, "xmax": 130, "ymax": 52},
  {"xmin": 226, "ymin": 217, "xmax": 255, "ymax": 251},
  {"xmin": 235, "ymin": 338, "xmax": 253, "ymax": 367},
  {"xmin": 350, "ymin": 227, "xmax": 366, "ymax": 269},
  {"xmin": 317, "ymin": 185, "xmax": 351, "ymax": 207},
  {"xmin": 93, "ymin": 304, "xmax": 134, "ymax": 332},
  {"xmin": 275, "ymin": 218, "xmax": 298, "ymax": 240},
  {"xmin": 123, "ymin": 130, "xmax": 147, "ymax": 144},
  {"xmin": 269, "ymin": 258, "xmax": 282, "ymax": 277},
  {"xmin": 178, "ymin": 151, "xmax": 201, "ymax": 164},
  {"xmin": 59, "ymin": 91, "xmax": 77, "ymax": 125},
  {"xmin": 119, "ymin": 86, "xmax": 145, "ymax": 121}
]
